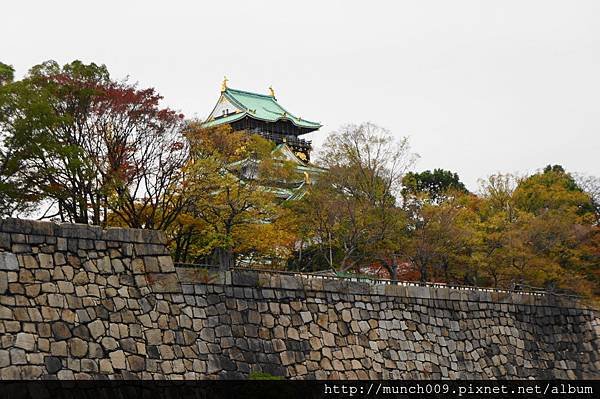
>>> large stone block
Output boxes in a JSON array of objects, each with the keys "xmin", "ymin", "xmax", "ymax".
[
  {"xmin": 109, "ymin": 350, "xmax": 127, "ymax": 370},
  {"xmin": 103, "ymin": 227, "xmax": 165, "ymax": 244},
  {"xmin": 323, "ymin": 279, "xmax": 346, "ymax": 292},
  {"xmin": 102, "ymin": 227, "xmax": 132, "ymax": 243},
  {"xmin": 15, "ymin": 333, "xmax": 36, "ymax": 351},
  {"xmin": 0, "ymin": 366, "xmax": 21, "ymax": 379},
  {"xmin": 57, "ymin": 223, "xmax": 101, "ymax": 239},
  {"xmin": 0, "ymin": 232, "xmax": 10, "ymax": 249},
  {"xmin": 147, "ymin": 273, "xmax": 182, "ymax": 293},
  {"xmin": 51, "ymin": 322, "xmax": 72, "ymax": 341},
  {"xmin": 44, "ymin": 356, "xmax": 62, "ymax": 374},
  {"xmin": 88, "ymin": 320, "xmax": 105, "ymax": 339},
  {"xmin": 346, "ymin": 281, "xmax": 369, "ymax": 295},
  {"xmin": 38, "ymin": 253, "xmax": 54, "ymax": 269},
  {"xmin": 232, "ymin": 270, "xmax": 259, "ymax": 287},
  {"xmin": 135, "ymin": 243, "xmax": 167, "ymax": 256},
  {"xmin": 280, "ymin": 275, "xmax": 303, "ymax": 291},
  {"xmin": 158, "ymin": 256, "xmax": 175, "ymax": 273},
  {"xmin": 69, "ymin": 338, "xmax": 88, "ymax": 358},
  {"xmin": 0, "ymin": 252, "xmax": 18, "ymax": 271},
  {"xmin": 128, "ymin": 355, "xmax": 146, "ymax": 371},
  {"xmin": 0, "ymin": 271, "xmax": 7, "ymax": 294},
  {"xmin": 0, "ymin": 218, "xmax": 53, "ymax": 235}
]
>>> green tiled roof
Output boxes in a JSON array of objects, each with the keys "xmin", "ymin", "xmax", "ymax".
[
  {"xmin": 203, "ymin": 87, "xmax": 321, "ymax": 130},
  {"xmin": 203, "ymin": 113, "xmax": 241, "ymax": 127}
]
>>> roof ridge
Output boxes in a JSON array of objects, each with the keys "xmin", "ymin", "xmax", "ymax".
[{"xmin": 226, "ymin": 87, "xmax": 273, "ymax": 99}]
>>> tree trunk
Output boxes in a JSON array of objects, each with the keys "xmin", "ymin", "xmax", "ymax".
[
  {"xmin": 383, "ymin": 256, "xmax": 400, "ymax": 281},
  {"xmin": 216, "ymin": 246, "xmax": 234, "ymax": 271},
  {"xmin": 420, "ymin": 263, "xmax": 428, "ymax": 283},
  {"xmin": 390, "ymin": 262, "xmax": 398, "ymax": 281}
]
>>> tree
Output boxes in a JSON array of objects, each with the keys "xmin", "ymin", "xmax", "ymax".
[
  {"xmin": 0, "ymin": 62, "xmax": 14, "ymax": 86},
  {"xmin": 574, "ymin": 173, "xmax": 600, "ymax": 224},
  {"xmin": 319, "ymin": 122, "xmax": 416, "ymax": 201},
  {"xmin": 295, "ymin": 123, "xmax": 417, "ymax": 277},
  {"xmin": 398, "ymin": 169, "xmax": 473, "ymax": 283},
  {"xmin": 0, "ymin": 60, "xmax": 187, "ymax": 227},
  {"xmin": 470, "ymin": 174, "xmax": 522, "ymax": 287},
  {"xmin": 399, "ymin": 192, "xmax": 476, "ymax": 283},
  {"xmin": 402, "ymin": 168, "xmax": 468, "ymax": 204},
  {"xmin": 0, "ymin": 61, "xmax": 39, "ymax": 216},
  {"xmin": 170, "ymin": 124, "xmax": 300, "ymax": 270},
  {"xmin": 513, "ymin": 165, "xmax": 595, "ymax": 218},
  {"xmin": 287, "ymin": 180, "xmax": 342, "ymax": 271},
  {"xmin": 294, "ymin": 173, "xmax": 386, "ymax": 273},
  {"xmin": 473, "ymin": 170, "xmax": 599, "ymax": 294}
]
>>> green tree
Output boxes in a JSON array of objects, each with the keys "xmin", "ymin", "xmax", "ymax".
[
  {"xmin": 402, "ymin": 168, "xmax": 468, "ymax": 204},
  {"xmin": 0, "ymin": 62, "xmax": 14, "ymax": 86},
  {"xmin": 0, "ymin": 61, "xmax": 38, "ymax": 216}
]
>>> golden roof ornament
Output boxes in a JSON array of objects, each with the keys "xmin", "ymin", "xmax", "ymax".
[
  {"xmin": 221, "ymin": 76, "xmax": 228, "ymax": 92},
  {"xmin": 268, "ymin": 86, "xmax": 275, "ymax": 97},
  {"xmin": 297, "ymin": 152, "xmax": 308, "ymax": 162}
]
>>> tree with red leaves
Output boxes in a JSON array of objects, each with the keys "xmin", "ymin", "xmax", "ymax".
[{"xmin": 0, "ymin": 60, "xmax": 188, "ymax": 228}]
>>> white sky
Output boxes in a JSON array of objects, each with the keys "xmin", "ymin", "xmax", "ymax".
[{"xmin": 2, "ymin": 0, "xmax": 599, "ymax": 190}]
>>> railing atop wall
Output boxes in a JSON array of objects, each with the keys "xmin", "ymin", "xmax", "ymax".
[{"xmin": 174, "ymin": 263, "xmax": 581, "ymax": 298}]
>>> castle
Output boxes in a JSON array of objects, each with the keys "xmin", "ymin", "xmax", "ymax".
[{"xmin": 202, "ymin": 79, "xmax": 324, "ymax": 201}]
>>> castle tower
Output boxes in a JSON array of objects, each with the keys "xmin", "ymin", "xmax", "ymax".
[{"xmin": 202, "ymin": 79, "xmax": 321, "ymax": 162}]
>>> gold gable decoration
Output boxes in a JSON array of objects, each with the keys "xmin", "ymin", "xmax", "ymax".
[
  {"xmin": 295, "ymin": 151, "xmax": 307, "ymax": 162},
  {"xmin": 221, "ymin": 76, "xmax": 228, "ymax": 92}
]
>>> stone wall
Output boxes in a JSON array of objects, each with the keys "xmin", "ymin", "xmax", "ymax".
[{"xmin": 0, "ymin": 218, "xmax": 599, "ymax": 379}]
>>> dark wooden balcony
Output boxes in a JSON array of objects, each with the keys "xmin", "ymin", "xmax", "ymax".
[{"xmin": 254, "ymin": 131, "xmax": 312, "ymax": 152}]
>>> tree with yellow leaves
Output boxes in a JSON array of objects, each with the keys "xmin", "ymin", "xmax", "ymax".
[
  {"xmin": 169, "ymin": 124, "xmax": 301, "ymax": 270},
  {"xmin": 472, "ymin": 168, "xmax": 599, "ymax": 295}
]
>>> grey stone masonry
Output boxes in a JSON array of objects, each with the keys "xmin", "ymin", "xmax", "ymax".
[{"xmin": 0, "ymin": 218, "xmax": 598, "ymax": 380}]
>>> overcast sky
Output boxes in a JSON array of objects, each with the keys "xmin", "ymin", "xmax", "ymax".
[{"xmin": 2, "ymin": 0, "xmax": 599, "ymax": 190}]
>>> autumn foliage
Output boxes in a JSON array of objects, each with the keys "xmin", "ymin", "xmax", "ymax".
[
  {"xmin": 0, "ymin": 60, "xmax": 186, "ymax": 227},
  {"xmin": 0, "ymin": 60, "xmax": 599, "ymax": 301}
]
